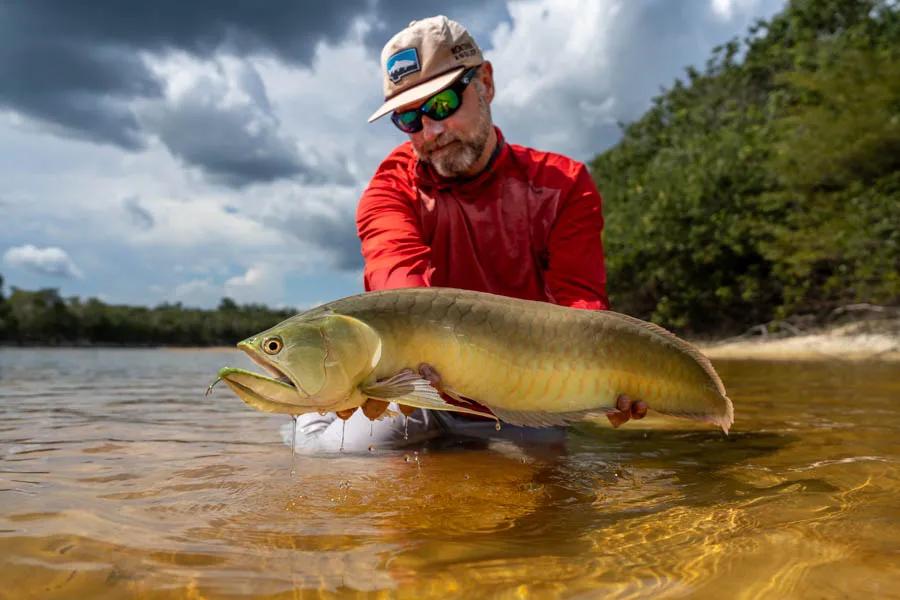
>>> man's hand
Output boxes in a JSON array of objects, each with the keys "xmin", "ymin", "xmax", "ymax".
[{"xmin": 606, "ymin": 394, "xmax": 648, "ymax": 428}]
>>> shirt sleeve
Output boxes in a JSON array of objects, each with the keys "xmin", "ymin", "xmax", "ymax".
[
  {"xmin": 356, "ymin": 153, "xmax": 434, "ymax": 291},
  {"xmin": 544, "ymin": 164, "xmax": 610, "ymax": 310}
]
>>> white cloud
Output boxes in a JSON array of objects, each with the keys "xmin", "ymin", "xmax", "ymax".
[
  {"xmin": 172, "ymin": 278, "xmax": 220, "ymax": 307},
  {"xmin": 224, "ymin": 264, "xmax": 285, "ymax": 305},
  {"xmin": 711, "ymin": 0, "xmax": 763, "ymax": 21},
  {"xmin": 487, "ymin": 0, "xmax": 620, "ymax": 156},
  {"xmin": 3, "ymin": 244, "xmax": 83, "ymax": 279},
  {"xmin": 486, "ymin": 0, "xmax": 784, "ymax": 160},
  {"xmin": 254, "ymin": 26, "xmax": 395, "ymax": 183}
]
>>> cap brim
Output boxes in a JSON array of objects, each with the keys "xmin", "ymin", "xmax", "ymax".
[{"xmin": 367, "ymin": 67, "xmax": 466, "ymax": 123}]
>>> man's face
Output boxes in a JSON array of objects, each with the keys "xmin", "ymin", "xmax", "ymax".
[{"xmin": 401, "ymin": 69, "xmax": 494, "ymax": 178}]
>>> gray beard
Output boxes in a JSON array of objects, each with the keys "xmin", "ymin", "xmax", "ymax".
[{"xmin": 419, "ymin": 97, "xmax": 492, "ymax": 178}]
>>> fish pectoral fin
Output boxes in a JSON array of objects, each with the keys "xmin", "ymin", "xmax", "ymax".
[
  {"xmin": 488, "ymin": 407, "xmax": 597, "ymax": 428},
  {"xmin": 359, "ymin": 370, "xmax": 499, "ymax": 423},
  {"xmin": 359, "ymin": 370, "xmax": 438, "ymax": 401}
]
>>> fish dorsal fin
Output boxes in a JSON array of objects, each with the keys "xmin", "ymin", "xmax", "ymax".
[{"xmin": 359, "ymin": 371, "xmax": 499, "ymax": 423}]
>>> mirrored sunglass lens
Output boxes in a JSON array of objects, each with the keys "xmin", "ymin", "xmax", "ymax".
[
  {"xmin": 396, "ymin": 111, "xmax": 419, "ymax": 126},
  {"xmin": 423, "ymin": 89, "xmax": 460, "ymax": 119}
]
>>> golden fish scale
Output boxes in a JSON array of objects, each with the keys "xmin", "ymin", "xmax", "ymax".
[{"xmin": 318, "ymin": 288, "xmax": 726, "ymax": 417}]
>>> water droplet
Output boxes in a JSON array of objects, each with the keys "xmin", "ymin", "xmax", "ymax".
[
  {"xmin": 370, "ymin": 421, "xmax": 374, "ymax": 437},
  {"xmin": 463, "ymin": 473, "xmax": 470, "ymax": 480},
  {"xmin": 340, "ymin": 419, "xmax": 346, "ymax": 453},
  {"xmin": 404, "ymin": 416, "xmax": 409, "ymax": 440},
  {"xmin": 404, "ymin": 454, "xmax": 411, "ymax": 463},
  {"xmin": 318, "ymin": 410, "xmax": 326, "ymax": 416},
  {"xmin": 495, "ymin": 421, "xmax": 502, "ymax": 431},
  {"xmin": 290, "ymin": 415, "xmax": 299, "ymax": 476},
  {"xmin": 368, "ymin": 445, "xmax": 375, "ymax": 453}
]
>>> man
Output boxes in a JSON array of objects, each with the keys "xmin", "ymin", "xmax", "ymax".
[{"xmin": 288, "ymin": 16, "xmax": 645, "ymax": 453}]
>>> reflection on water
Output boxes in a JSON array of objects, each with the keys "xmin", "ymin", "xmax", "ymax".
[{"xmin": 0, "ymin": 348, "xmax": 898, "ymax": 598}]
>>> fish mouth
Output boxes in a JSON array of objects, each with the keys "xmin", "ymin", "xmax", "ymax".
[
  {"xmin": 215, "ymin": 367, "xmax": 315, "ymax": 414},
  {"xmin": 237, "ymin": 340, "xmax": 308, "ymax": 397}
]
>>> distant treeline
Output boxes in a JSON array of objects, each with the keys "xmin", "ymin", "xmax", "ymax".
[
  {"xmin": 0, "ymin": 276, "xmax": 295, "ymax": 346},
  {"xmin": 591, "ymin": 0, "xmax": 899, "ymax": 334}
]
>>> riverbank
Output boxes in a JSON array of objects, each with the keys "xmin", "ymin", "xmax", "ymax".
[{"xmin": 697, "ymin": 313, "xmax": 900, "ymax": 362}]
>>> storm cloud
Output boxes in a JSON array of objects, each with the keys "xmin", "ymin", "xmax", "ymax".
[
  {"xmin": 0, "ymin": 1, "xmax": 370, "ymax": 182},
  {"xmin": 0, "ymin": 1, "xmax": 503, "ymax": 156},
  {"xmin": 259, "ymin": 189, "xmax": 365, "ymax": 271},
  {"xmin": 140, "ymin": 56, "xmax": 354, "ymax": 187},
  {"xmin": 123, "ymin": 196, "xmax": 155, "ymax": 230}
]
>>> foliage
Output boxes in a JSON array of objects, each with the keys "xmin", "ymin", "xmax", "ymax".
[
  {"xmin": 0, "ymin": 285, "xmax": 295, "ymax": 346},
  {"xmin": 591, "ymin": 0, "xmax": 899, "ymax": 334}
]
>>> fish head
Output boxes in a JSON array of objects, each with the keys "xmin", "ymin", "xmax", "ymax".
[{"xmin": 236, "ymin": 312, "xmax": 382, "ymax": 408}]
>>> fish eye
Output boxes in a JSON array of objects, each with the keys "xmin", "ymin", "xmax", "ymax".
[{"xmin": 262, "ymin": 336, "xmax": 283, "ymax": 355}]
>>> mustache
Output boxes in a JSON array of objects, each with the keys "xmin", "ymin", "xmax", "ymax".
[{"xmin": 421, "ymin": 133, "xmax": 460, "ymax": 154}]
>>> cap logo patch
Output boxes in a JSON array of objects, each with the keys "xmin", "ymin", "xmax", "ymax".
[{"xmin": 386, "ymin": 47, "xmax": 420, "ymax": 83}]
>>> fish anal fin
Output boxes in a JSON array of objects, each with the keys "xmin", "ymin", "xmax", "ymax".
[
  {"xmin": 441, "ymin": 387, "xmax": 482, "ymax": 408},
  {"xmin": 489, "ymin": 407, "xmax": 596, "ymax": 428}
]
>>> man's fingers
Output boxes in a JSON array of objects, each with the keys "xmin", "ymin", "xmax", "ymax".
[
  {"xmin": 631, "ymin": 400, "xmax": 648, "ymax": 420},
  {"xmin": 418, "ymin": 363, "xmax": 442, "ymax": 388},
  {"xmin": 616, "ymin": 394, "xmax": 633, "ymax": 412},
  {"xmin": 609, "ymin": 395, "xmax": 648, "ymax": 426}
]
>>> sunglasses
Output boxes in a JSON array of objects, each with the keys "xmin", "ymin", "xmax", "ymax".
[{"xmin": 391, "ymin": 66, "xmax": 481, "ymax": 134}]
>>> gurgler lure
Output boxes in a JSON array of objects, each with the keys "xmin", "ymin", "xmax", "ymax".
[{"xmin": 209, "ymin": 288, "xmax": 733, "ymax": 432}]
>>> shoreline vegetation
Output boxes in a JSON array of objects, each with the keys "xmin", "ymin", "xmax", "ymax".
[{"xmin": 2, "ymin": 1, "xmax": 897, "ymax": 356}]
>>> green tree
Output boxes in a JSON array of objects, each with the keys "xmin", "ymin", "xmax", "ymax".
[
  {"xmin": 0, "ymin": 274, "xmax": 13, "ymax": 341},
  {"xmin": 591, "ymin": 0, "xmax": 899, "ymax": 334}
]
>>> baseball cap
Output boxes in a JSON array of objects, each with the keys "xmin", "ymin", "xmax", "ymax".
[{"xmin": 367, "ymin": 15, "xmax": 483, "ymax": 123}]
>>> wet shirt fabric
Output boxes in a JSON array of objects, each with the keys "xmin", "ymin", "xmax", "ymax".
[{"xmin": 356, "ymin": 128, "xmax": 609, "ymax": 310}]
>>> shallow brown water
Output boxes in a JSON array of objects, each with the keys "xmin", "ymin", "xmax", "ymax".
[{"xmin": 0, "ymin": 348, "xmax": 898, "ymax": 599}]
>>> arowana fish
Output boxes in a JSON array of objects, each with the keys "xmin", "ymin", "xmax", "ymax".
[{"xmin": 211, "ymin": 288, "xmax": 733, "ymax": 432}]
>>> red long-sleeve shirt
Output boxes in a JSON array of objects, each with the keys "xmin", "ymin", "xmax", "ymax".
[{"xmin": 356, "ymin": 128, "xmax": 609, "ymax": 310}]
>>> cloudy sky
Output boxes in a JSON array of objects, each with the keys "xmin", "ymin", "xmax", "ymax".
[{"xmin": 1, "ymin": 0, "xmax": 785, "ymax": 310}]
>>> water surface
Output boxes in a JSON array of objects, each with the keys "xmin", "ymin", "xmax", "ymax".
[{"xmin": 1, "ymin": 348, "xmax": 898, "ymax": 598}]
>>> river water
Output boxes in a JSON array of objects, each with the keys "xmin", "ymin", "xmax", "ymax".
[{"xmin": 0, "ymin": 348, "xmax": 897, "ymax": 599}]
